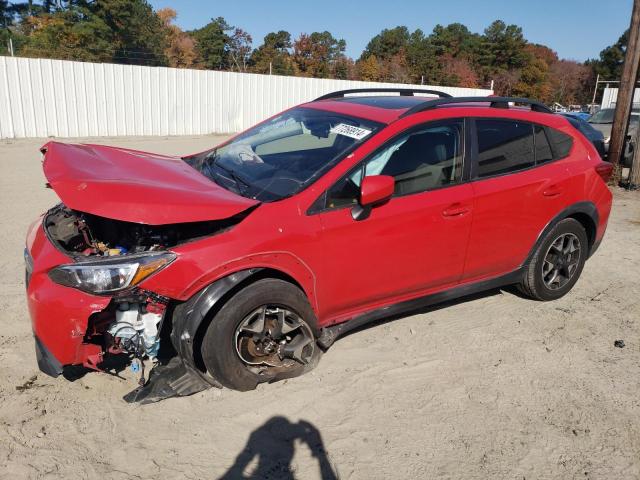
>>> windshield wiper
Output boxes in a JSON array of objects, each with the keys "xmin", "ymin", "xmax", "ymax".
[{"xmin": 209, "ymin": 152, "xmax": 252, "ymax": 197}]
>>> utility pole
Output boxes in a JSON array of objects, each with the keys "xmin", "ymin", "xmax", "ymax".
[
  {"xmin": 591, "ymin": 73, "xmax": 600, "ymax": 106},
  {"xmin": 629, "ymin": 115, "xmax": 640, "ymax": 188},
  {"xmin": 609, "ymin": 0, "xmax": 640, "ymax": 184}
]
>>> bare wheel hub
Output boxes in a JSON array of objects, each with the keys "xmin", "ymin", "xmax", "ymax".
[
  {"xmin": 542, "ymin": 232, "xmax": 581, "ymax": 290},
  {"xmin": 235, "ymin": 305, "xmax": 314, "ymax": 372}
]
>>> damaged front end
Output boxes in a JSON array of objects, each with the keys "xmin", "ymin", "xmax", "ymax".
[{"xmin": 39, "ymin": 204, "xmax": 250, "ymax": 403}]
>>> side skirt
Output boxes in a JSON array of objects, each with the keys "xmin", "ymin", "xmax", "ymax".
[{"xmin": 317, "ymin": 268, "xmax": 524, "ymax": 349}]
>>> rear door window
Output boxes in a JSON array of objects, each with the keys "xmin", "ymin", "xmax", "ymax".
[{"xmin": 476, "ymin": 119, "xmax": 535, "ymax": 177}]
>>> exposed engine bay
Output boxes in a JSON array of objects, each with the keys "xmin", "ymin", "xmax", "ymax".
[
  {"xmin": 43, "ymin": 203, "xmax": 243, "ymax": 258},
  {"xmin": 85, "ymin": 290, "xmax": 170, "ymax": 386}
]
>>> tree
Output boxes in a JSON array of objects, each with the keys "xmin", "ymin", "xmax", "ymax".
[
  {"xmin": 157, "ymin": 8, "xmax": 197, "ymax": 68},
  {"xmin": 17, "ymin": 0, "xmax": 167, "ymax": 65},
  {"xmin": 590, "ymin": 29, "xmax": 628, "ymax": 80},
  {"xmin": 250, "ymin": 30, "xmax": 295, "ymax": 75},
  {"xmin": 514, "ymin": 56, "xmax": 551, "ymax": 101},
  {"xmin": 493, "ymin": 69, "xmax": 521, "ymax": 96},
  {"xmin": 191, "ymin": 17, "xmax": 231, "ymax": 70},
  {"xmin": 293, "ymin": 31, "xmax": 347, "ymax": 78},
  {"xmin": 405, "ymin": 28, "xmax": 439, "ymax": 84},
  {"xmin": 357, "ymin": 54, "xmax": 382, "ymax": 81},
  {"xmin": 360, "ymin": 26, "xmax": 429, "ymax": 82},
  {"xmin": 440, "ymin": 55, "xmax": 479, "ymax": 87},
  {"xmin": 1, "ymin": 0, "xmax": 12, "ymax": 27},
  {"xmin": 92, "ymin": 0, "xmax": 168, "ymax": 66},
  {"xmin": 1, "ymin": 0, "xmax": 14, "ymax": 49},
  {"xmin": 228, "ymin": 27, "xmax": 252, "ymax": 72},
  {"xmin": 361, "ymin": 26, "xmax": 410, "ymax": 61},
  {"xmin": 420, "ymin": 23, "xmax": 482, "ymax": 85},
  {"xmin": 480, "ymin": 20, "xmax": 529, "ymax": 74},
  {"xmin": 527, "ymin": 43, "xmax": 558, "ymax": 66},
  {"xmin": 429, "ymin": 23, "xmax": 481, "ymax": 59},
  {"xmin": 18, "ymin": 4, "xmax": 115, "ymax": 62},
  {"xmin": 550, "ymin": 60, "xmax": 592, "ymax": 105}
]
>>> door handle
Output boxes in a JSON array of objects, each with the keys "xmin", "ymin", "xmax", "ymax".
[
  {"xmin": 442, "ymin": 204, "xmax": 470, "ymax": 217},
  {"xmin": 543, "ymin": 185, "xmax": 563, "ymax": 197}
]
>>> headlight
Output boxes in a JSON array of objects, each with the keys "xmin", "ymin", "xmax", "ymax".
[{"xmin": 48, "ymin": 252, "xmax": 176, "ymax": 294}]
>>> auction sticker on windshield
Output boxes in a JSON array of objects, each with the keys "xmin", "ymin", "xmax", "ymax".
[{"xmin": 330, "ymin": 123, "xmax": 372, "ymax": 140}]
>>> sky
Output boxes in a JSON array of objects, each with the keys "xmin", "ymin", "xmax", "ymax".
[{"xmin": 148, "ymin": 0, "xmax": 632, "ymax": 62}]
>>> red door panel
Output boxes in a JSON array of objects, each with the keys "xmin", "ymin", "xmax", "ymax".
[
  {"xmin": 317, "ymin": 184, "xmax": 474, "ymax": 321},
  {"xmin": 464, "ymin": 161, "xmax": 572, "ymax": 281}
]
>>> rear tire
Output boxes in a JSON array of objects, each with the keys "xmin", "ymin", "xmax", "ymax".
[
  {"xmin": 518, "ymin": 218, "xmax": 588, "ymax": 301},
  {"xmin": 201, "ymin": 278, "xmax": 321, "ymax": 391}
]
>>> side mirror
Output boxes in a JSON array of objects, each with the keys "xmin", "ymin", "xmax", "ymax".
[
  {"xmin": 360, "ymin": 175, "xmax": 395, "ymax": 206},
  {"xmin": 352, "ymin": 175, "xmax": 394, "ymax": 221}
]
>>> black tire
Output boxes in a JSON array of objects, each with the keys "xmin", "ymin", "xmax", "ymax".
[
  {"xmin": 201, "ymin": 278, "xmax": 321, "ymax": 391},
  {"xmin": 518, "ymin": 218, "xmax": 589, "ymax": 301}
]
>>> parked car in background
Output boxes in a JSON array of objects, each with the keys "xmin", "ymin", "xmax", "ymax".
[
  {"xmin": 560, "ymin": 113, "xmax": 606, "ymax": 158},
  {"xmin": 565, "ymin": 111, "xmax": 591, "ymax": 121},
  {"xmin": 588, "ymin": 108, "xmax": 639, "ymax": 167},
  {"xmin": 25, "ymin": 90, "xmax": 613, "ymax": 403}
]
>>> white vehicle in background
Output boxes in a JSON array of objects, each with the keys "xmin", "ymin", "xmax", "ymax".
[{"xmin": 588, "ymin": 108, "xmax": 639, "ymax": 167}]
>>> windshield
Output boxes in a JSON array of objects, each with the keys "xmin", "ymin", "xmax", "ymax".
[
  {"xmin": 589, "ymin": 109, "xmax": 614, "ymax": 124},
  {"xmin": 184, "ymin": 107, "xmax": 381, "ymax": 202}
]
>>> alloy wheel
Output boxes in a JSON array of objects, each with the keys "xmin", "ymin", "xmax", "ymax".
[{"xmin": 542, "ymin": 232, "xmax": 582, "ymax": 290}]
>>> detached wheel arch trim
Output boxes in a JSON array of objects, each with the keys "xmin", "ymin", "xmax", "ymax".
[{"xmin": 170, "ymin": 268, "xmax": 263, "ymax": 383}]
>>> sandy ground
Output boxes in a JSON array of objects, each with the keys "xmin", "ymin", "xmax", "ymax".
[{"xmin": 0, "ymin": 135, "xmax": 639, "ymax": 480}]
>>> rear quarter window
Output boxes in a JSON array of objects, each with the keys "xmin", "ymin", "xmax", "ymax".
[
  {"xmin": 546, "ymin": 128, "xmax": 573, "ymax": 159},
  {"xmin": 534, "ymin": 125, "xmax": 554, "ymax": 164}
]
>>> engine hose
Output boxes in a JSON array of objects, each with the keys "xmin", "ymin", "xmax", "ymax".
[
  {"xmin": 110, "ymin": 323, "xmax": 148, "ymax": 386},
  {"xmin": 110, "ymin": 323, "xmax": 144, "ymax": 356}
]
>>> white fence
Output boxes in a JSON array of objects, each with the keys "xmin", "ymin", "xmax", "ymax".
[
  {"xmin": 0, "ymin": 56, "xmax": 492, "ymax": 139},
  {"xmin": 601, "ymin": 86, "xmax": 640, "ymax": 109}
]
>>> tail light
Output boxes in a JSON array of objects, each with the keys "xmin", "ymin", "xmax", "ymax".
[{"xmin": 595, "ymin": 162, "xmax": 614, "ymax": 183}]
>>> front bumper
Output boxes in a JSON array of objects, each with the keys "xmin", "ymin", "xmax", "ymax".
[
  {"xmin": 25, "ymin": 216, "xmax": 215, "ymax": 403},
  {"xmin": 25, "ymin": 217, "xmax": 109, "ymax": 374},
  {"xmin": 24, "ymin": 215, "xmax": 240, "ymax": 403},
  {"xmin": 34, "ymin": 335, "xmax": 63, "ymax": 377}
]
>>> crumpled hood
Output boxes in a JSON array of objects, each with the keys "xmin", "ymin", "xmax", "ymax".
[{"xmin": 42, "ymin": 141, "xmax": 259, "ymax": 225}]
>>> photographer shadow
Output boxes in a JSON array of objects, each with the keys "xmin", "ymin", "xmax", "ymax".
[{"xmin": 218, "ymin": 416, "xmax": 337, "ymax": 480}]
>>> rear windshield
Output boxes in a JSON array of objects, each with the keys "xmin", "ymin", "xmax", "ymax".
[{"xmin": 184, "ymin": 107, "xmax": 382, "ymax": 202}]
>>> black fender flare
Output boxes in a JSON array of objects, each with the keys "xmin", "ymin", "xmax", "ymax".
[
  {"xmin": 170, "ymin": 268, "xmax": 262, "ymax": 384},
  {"xmin": 522, "ymin": 201, "xmax": 599, "ymax": 267}
]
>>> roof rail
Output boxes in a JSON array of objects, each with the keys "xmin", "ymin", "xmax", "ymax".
[
  {"xmin": 314, "ymin": 88, "xmax": 453, "ymax": 101},
  {"xmin": 400, "ymin": 96, "xmax": 552, "ymax": 117}
]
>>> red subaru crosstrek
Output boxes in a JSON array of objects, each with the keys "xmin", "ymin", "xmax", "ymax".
[{"xmin": 25, "ymin": 89, "xmax": 613, "ymax": 403}]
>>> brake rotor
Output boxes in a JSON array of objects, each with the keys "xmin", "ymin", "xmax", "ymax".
[{"xmin": 234, "ymin": 306, "xmax": 314, "ymax": 371}]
